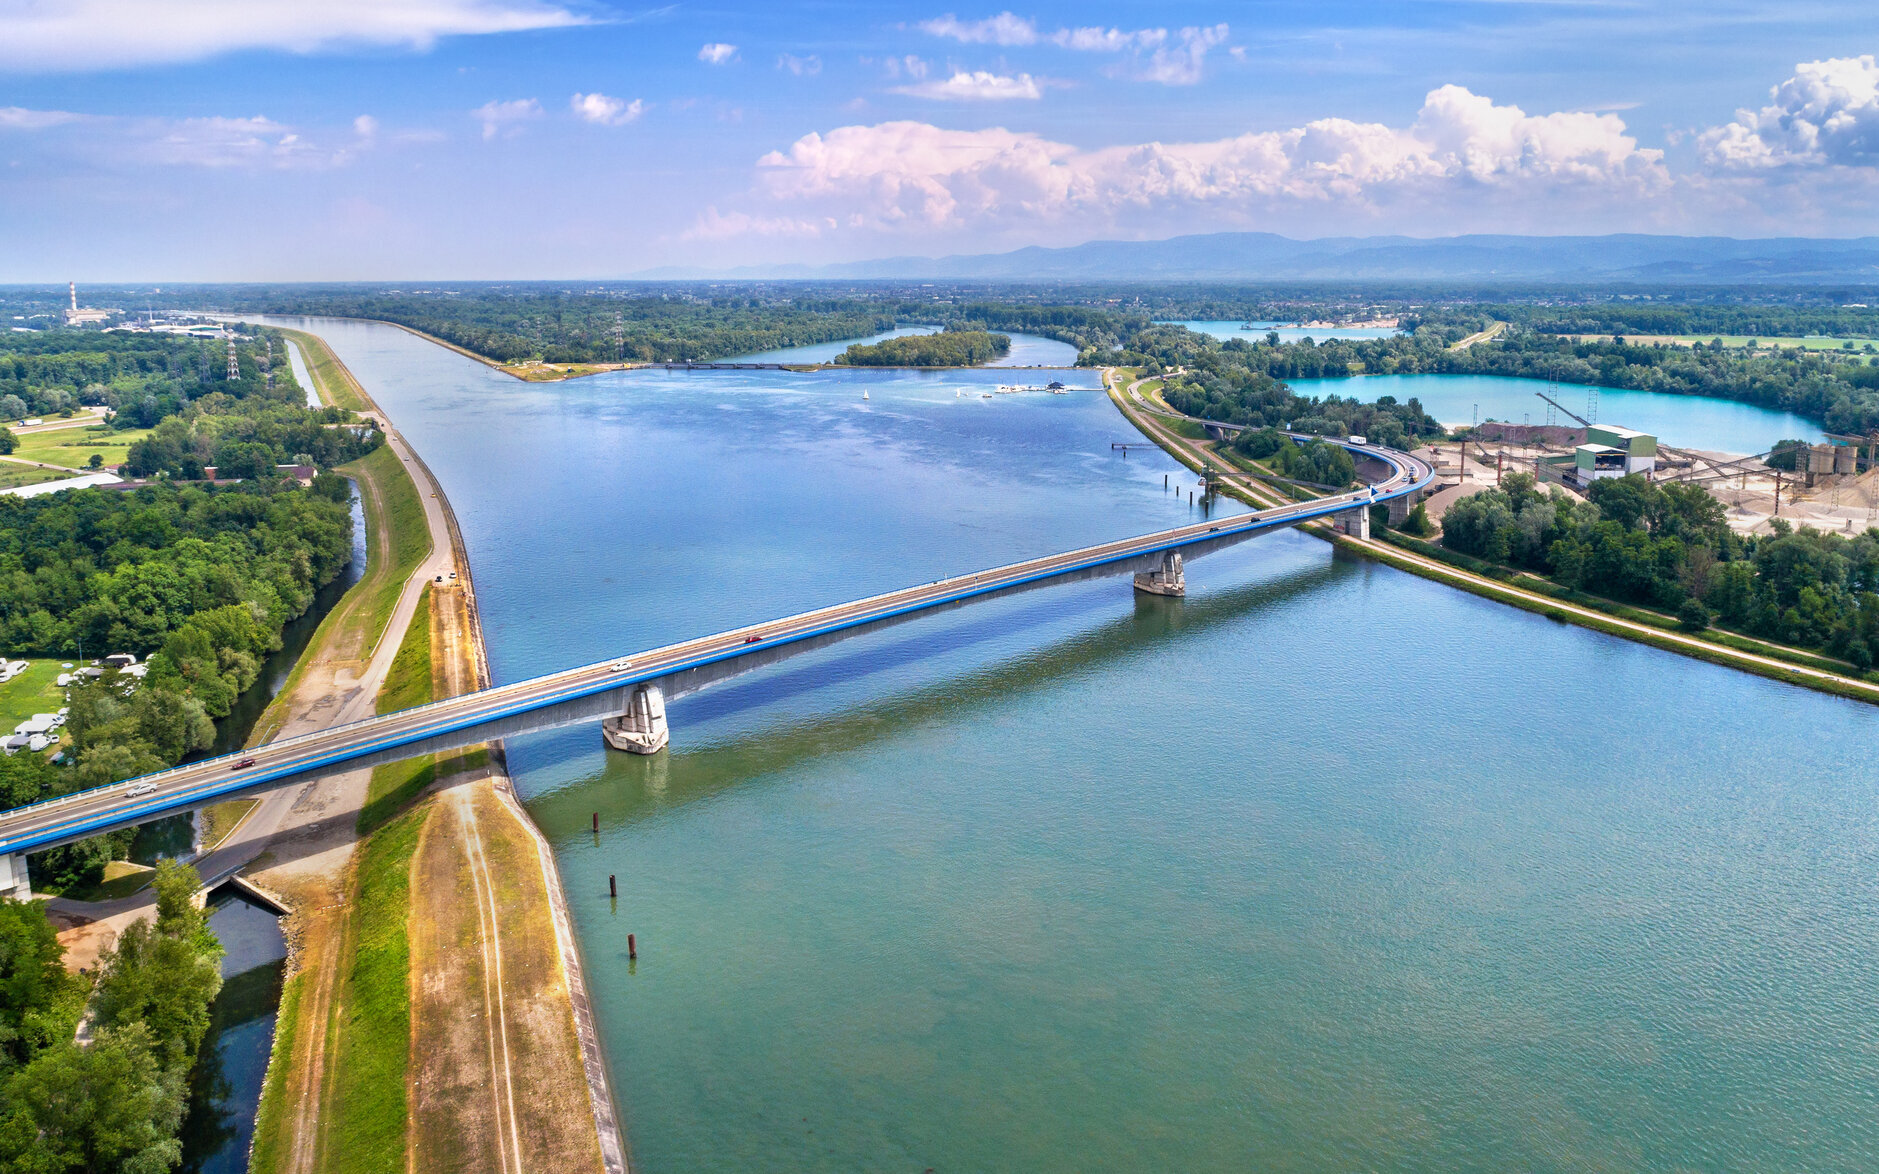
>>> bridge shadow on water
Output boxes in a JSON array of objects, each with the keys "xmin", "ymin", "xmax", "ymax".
[{"xmin": 524, "ymin": 550, "xmax": 1349, "ymax": 837}]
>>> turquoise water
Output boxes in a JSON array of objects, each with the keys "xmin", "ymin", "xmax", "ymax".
[
  {"xmin": 1291, "ymin": 373, "xmax": 1826, "ymax": 453},
  {"xmin": 1162, "ymin": 320, "xmax": 1402, "ymax": 343},
  {"xmin": 257, "ymin": 317, "xmax": 1879, "ymax": 1171}
]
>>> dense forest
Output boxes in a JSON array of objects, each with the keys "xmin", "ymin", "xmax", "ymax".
[
  {"xmin": 215, "ymin": 289, "xmax": 898, "ymax": 364},
  {"xmin": 1441, "ymin": 472, "xmax": 1879, "ymax": 666},
  {"xmin": 0, "ymin": 330, "xmax": 239, "ymax": 421},
  {"xmin": 0, "ymin": 861, "xmax": 223, "ymax": 1172},
  {"xmin": 0, "ymin": 478, "xmax": 357, "ymax": 886},
  {"xmin": 837, "ymin": 329, "xmax": 1010, "ymax": 366}
]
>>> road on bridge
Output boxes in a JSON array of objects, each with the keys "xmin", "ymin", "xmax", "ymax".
[{"xmin": 0, "ymin": 438, "xmax": 1430, "ymax": 860}]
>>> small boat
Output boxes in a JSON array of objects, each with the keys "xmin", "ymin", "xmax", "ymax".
[
  {"xmin": 981, "ymin": 393, "xmax": 993, "ymax": 399},
  {"xmin": 862, "ymin": 389, "xmax": 870, "ymax": 400}
]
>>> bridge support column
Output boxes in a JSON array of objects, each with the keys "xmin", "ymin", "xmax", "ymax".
[
  {"xmin": 1133, "ymin": 551, "xmax": 1185, "ymax": 596},
  {"xmin": 1387, "ymin": 488, "xmax": 1422, "ymax": 526},
  {"xmin": 602, "ymin": 684, "xmax": 669, "ymax": 755},
  {"xmin": 0, "ymin": 852, "xmax": 29, "ymax": 901},
  {"xmin": 1332, "ymin": 505, "xmax": 1371, "ymax": 539}
]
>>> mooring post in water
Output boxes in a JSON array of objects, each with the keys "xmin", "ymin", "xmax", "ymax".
[
  {"xmin": 609, "ymin": 874, "xmax": 617, "ymax": 899},
  {"xmin": 592, "ymin": 812, "xmax": 599, "ymax": 833},
  {"xmin": 628, "ymin": 933, "xmax": 637, "ymax": 960}
]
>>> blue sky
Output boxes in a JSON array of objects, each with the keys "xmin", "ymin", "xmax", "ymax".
[{"xmin": 2, "ymin": 0, "xmax": 1877, "ymax": 279}]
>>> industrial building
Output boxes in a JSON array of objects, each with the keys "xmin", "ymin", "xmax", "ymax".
[{"xmin": 1573, "ymin": 425, "xmax": 1657, "ymax": 483}]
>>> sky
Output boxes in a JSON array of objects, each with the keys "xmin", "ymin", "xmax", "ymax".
[{"xmin": 2, "ymin": 0, "xmax": 1878, "ymax": 280}]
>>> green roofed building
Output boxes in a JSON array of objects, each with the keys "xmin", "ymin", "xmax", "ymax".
[{"xmin": 1574, "ymin": 424, "xmax": 1657, "ymax": 483}]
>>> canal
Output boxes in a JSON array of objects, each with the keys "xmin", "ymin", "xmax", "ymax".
[{"xmin": 258, "ymin": 317, "xmax": 1879, "ymax": 1171}]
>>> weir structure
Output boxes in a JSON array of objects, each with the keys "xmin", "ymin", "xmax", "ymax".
[{"xmin": 0, "ymin": 433, "xmax": 1431, "ymax": 890}]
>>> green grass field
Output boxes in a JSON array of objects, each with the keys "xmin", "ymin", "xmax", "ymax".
[
  {"xmin": 0, "ymin": 659, "xmax": 70, "ymax": 739},
  {"xmin": 0, "ymin": 464, "xmax": 75, "ymax": 489},
  {"xmin": 13, "ymin": 425, "xmax": 152, "ymax": 470}
]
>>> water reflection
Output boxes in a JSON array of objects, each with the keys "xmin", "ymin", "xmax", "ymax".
[{"xmin": 179, "ymin": 888, "xmax": 288, "ymax": 1174}]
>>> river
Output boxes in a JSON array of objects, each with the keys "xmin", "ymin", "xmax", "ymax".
[{"xmin": 253, "ymin": 316, "xmax": 1879, "ymax": 1171}]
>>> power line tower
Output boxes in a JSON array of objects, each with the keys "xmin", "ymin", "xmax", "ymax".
[
  {"xmin": 226, "ymin": 337, "xmax": 239, "ymax": 381},
  {"xmin": 1585, "ymin": 386, "xmax": 1598, "ymax": 425}
]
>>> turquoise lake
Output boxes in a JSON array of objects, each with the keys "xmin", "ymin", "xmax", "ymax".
[
  {"xmin": 1160, "ymin": 320, "xmax": 1403, "ymax": 343},
  {"xmin": 255, "ymin": 317, "xmax": 1879, "ymax": 1172},
  {"xmin": 1291, "ymin": 373, "xmax": 1825, "ymax": 453}
]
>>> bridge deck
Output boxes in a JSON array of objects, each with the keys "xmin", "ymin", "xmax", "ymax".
[{"xmin": 0, "ymin": 437, "xmax": 1430, "ymax": 857}]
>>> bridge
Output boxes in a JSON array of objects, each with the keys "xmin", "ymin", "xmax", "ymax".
[{"xmin": 0, "ymin": 435, "xmax": 1432, "ymax": 896}]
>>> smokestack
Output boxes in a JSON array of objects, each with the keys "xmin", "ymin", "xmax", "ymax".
[{"xmin": 69, "ymin": 282, "xmax": 76, "ymax": 311}]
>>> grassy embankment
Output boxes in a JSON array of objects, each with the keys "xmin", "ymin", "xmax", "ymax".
[{"xmin": 247, "ymin": 332, "xmax": 431, "ymax": 745}]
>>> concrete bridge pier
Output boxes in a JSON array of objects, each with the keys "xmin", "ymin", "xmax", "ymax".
[
  {"xmin": 0, "ymin": 851, "xmax": 29, "ymax": 900},
  {"xmin": 1133, "ymin": 550, "xmax": 1186, "ymax": 596},
  {"xmin": 1331, "ymin": 505, "xmax": 1371, "ymax": 539},
  {"xmin": 1387, "ymin": 488, "xmax": 1424, "ymax": 526},
  {"xmin": 601, "ymin": 684, "xmax": 669, "ymax": 755}
]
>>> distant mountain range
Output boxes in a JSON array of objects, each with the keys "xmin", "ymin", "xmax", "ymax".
[{"xmin": 640, "ymin": 233, "xmax": 1879, "ymax": 283}]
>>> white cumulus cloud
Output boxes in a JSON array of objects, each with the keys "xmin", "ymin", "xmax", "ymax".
[
  {"xmin": 472, "ymin": 97, "xmax": 542, "ymax": 140},
  {"xmin": 777, "ymin": 53, "xmax": 822, "ymax": 76},
  {"xmin": 894, "ymin": 70, "xmax": 1043, "ymax": 101},
  {"xmin": 0, "ymin": 0, "xmax": 587, "ymax": 72},
  {"xmin": 698, "ymin": 42, "xmax": 738, "ymax": 65},
  {"xmin": 1700, "ymin": 54, "xmax": 1879, "ymax": 169},
  {"xmin": 916, "ymin": 12, "xmax": 1037, "ymax": 45},
  {"xmin": 570, "ymin": 92, "xmax": 644, "ymax": 126},
  {"xmin": 735, "ymin": 86, "xmax": 1664, "ymax": 233}
]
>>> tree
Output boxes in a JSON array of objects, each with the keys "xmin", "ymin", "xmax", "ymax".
[
  {"xmin": 0, "ymin": 396, "xmax": 24, "ymax": 422},
  {"xmin": 0, "ymin": 899, "xmax": 77, "ymax": 1074},
  {"xmin": 0, "ymin": 429, "xmax": 14, "ymax": 456},
  {"xmin": 0, "ymin": 1024, "xmax": 182, "ymax": 1173},
  {"xmin": 1677, "ymin": 598, "xmax": 1712, "ymax": 631}
]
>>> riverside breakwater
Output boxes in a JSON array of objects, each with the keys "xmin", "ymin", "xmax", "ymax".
[{"xmin": 260, "ymin": 317, "xmax": 1879, "ymax": 1173}]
